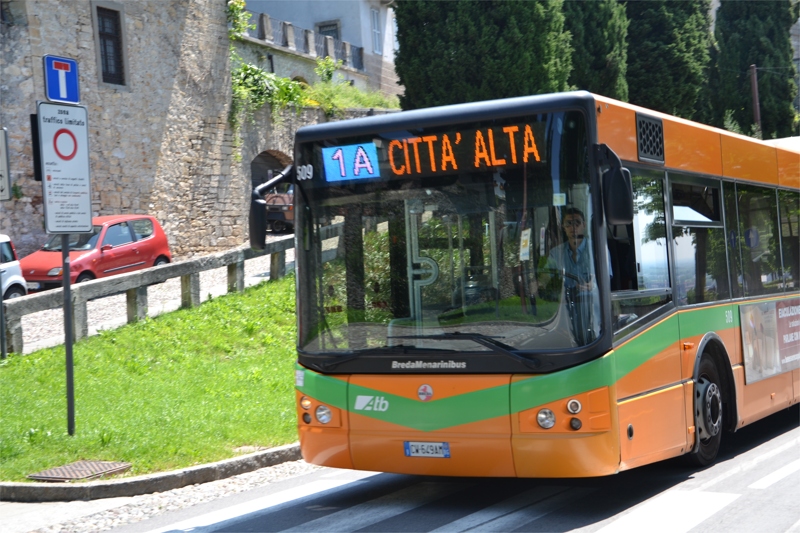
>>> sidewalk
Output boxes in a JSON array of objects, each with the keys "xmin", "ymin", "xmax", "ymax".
[{"xmin": 0, "ymin": 444, "xmax": 301, "ymax": 532}]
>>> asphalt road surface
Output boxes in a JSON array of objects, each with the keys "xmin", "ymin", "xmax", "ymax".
[{"xmin": 110, "ymin": 404, "xmax": 799, "ymax": 533}]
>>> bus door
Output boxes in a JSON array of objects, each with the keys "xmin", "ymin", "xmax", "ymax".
[{"xmin": 398, "ymin": 198, "xmax": 501, "ymax": 334}]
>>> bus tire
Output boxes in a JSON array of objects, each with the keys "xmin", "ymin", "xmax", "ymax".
[{"xmin": 687, "ymin": 354, "xmax": 724, "ymax": 467}]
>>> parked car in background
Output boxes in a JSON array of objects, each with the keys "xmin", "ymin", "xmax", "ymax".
[
  {"xmin": 21, "ymin": 215, "xmax": 171, "ymax": 292},
  {"xmin": 1, "ymin": 234, "xmax": 28, "ymax": 300},
  {"xmin": 264, "ymin": 183, "xmax": 294, "ymax": 233}
]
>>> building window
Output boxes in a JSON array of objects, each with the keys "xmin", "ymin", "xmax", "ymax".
[
  {"xmin": 97, "ymin": 7, "xmax": 125, "ymax": 85},
  {"xmin": 317, "ymin": 22, "xmax": 339, "ymax": 41},
  {"xmin": 371, "ymin": 8, "xmax": 382, "ymax": 54}
]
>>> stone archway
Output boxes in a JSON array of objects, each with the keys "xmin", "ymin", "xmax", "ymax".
[{"xmin": 250, "ymin": 149, "xmax": 292, "ymax": 187}]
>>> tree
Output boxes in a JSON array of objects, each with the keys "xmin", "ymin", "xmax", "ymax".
[
  {"xmin": 626, "ymin": 0, "xmax": 712, "ymax": 120},
  {"xmin": 393, "ymin": 0, "xmax": 572, "ymax": 110},
  {"xmin": 714, "ymin": 0, "xmax": 799, "ymax": 138},
  {"xmin": 563, "ymin": 0, "xmax": 629, "ymax": 100}
]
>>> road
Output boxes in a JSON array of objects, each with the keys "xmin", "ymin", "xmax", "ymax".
[{"xmin": 104, "ymin": 405, "xmax": 799, "ymax": 533}]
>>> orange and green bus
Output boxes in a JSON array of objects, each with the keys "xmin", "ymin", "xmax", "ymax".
[{"xmin": 252, "ymin": 91, "xmax": 800, "ymax": 477}]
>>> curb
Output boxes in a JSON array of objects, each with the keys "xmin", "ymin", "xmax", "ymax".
[{"xmin": 0, "ymin": 443, "xmax": 301, "ymax": 503}]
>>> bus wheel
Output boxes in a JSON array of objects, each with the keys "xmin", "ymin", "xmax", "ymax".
[{"xmin": 688, "ymin": 355, "xmax": 723, "ymax": 467}]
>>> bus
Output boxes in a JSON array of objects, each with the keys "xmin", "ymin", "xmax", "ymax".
[{"xmin": 251, "ymin": 91, "xmax": 800, "ymax": 477}]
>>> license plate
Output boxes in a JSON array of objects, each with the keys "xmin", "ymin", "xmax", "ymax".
[
  {"xmin": 26, "ymin": 282, "xmax": 40, "ymax": 290},
  {"xmin": 404, "ymin": 441, "xmax": 450, "ymax": 458}
]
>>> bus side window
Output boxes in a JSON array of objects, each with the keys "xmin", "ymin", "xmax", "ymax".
[
  {"xmin": 736, "ymin": 184, "xmax": 783, "ymax": 296},
  {"xmin": 671, "ymin": 177, "xmax": 729, "ymax": 305},
  {"xmin": 779, "ymin": 190, "xmax": 800, "ymax": 290},
  {"xmin": 610, "ymin": 169, "xmax": 670, "ymax": 334}
]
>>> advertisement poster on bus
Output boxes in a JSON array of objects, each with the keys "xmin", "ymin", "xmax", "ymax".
[{"xmin": 740, "ymin": 298, "xmax": 800, "ymax": 384}]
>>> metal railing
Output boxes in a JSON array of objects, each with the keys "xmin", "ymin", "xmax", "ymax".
[
  {"xmin": 244, "ymin": 10, "xmax": 364, "ymax": 70},
  {"xmin": 2, "ymin": 236, "xmax": 294, "ymax": 356},
  {"xmin": 2, "ymin": 223, "xmax": 346, "ymax": 356}
]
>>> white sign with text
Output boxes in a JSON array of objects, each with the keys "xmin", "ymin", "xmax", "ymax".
[{"xmin": 37, "ymin": 102, "xmax": 92, "ymax": 233}]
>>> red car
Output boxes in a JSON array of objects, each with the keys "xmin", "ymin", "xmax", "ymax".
[{"xmin": 21, "ymin": 215, "xmax": 172, "ymax": 292}]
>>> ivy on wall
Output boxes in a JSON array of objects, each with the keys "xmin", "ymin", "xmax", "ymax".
[{"xmin": 226, "ymin": 0, "xmax": 306, "ymax": 158}]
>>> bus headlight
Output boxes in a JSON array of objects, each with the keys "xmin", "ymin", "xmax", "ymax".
[
  {"xmin": 300, "ymin": 396, "xmax": 312, "ymax": 410},
  {"xmin": 315, "ymin": 405, "xmax": 332, "ymax": 424},
  {"xmin": 537, "ymin": 409, "xmax": 556, "ymax": 429}
]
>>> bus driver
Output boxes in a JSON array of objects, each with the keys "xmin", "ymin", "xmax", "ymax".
[{"xmin": 538, "ymin": 207, "xmax": 601, "ymax": 344}]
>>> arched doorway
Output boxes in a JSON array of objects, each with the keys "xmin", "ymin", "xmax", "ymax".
[{"xmin": 251, "ymin": 150, "xmax": 294, "ymax": 233}]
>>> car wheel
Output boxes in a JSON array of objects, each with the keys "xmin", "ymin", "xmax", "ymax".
[
  {"xmin": 154, "ymin": 257, "xmax": 170, "ymax": 266},
  {"xmin": 3, "ymin": 286, "xmax": 26, "ymax": 300},
  {"xmin": 272, "ymin": 220, "xmax": 286, "ymax": 233},
  {"xmin": 76, "ymin": 272, "xmax": 95, "ymax": 283}
]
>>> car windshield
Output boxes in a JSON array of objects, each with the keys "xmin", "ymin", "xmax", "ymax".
[
  {"xmin": 42, "ymin": 226, "xmax": 102, "ymax": 251},
  {"xmin": 295, "ymin": 110, "xmax": 602, "ymax": 358}
]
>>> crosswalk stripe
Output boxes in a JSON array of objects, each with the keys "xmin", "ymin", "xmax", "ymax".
[
  {"xmin": 786, "ymin": 515, "xmax": 800, "ymax": 533},
  {"xmin": 283, "ymin": 481, "xmax": 468, "ymax": 532},
  {"xmin": 469, "ymin": 487, "xmax": 595, "ymax": 532},
  {"xmin": 431, "ymin": 486, "xmax": 588, "ymax": 533},
  {"xmin": 596, "ymin": 491, "xmax": 739, "ymax": 533},
  {"xmin": 690, "ymin": 436, "xmax": 800, "ymax": 492},
  {"xmin": 748, "ymin": 457, "xmax": 800, "ymax": 489},
  {"xmin": 140, "ymin": 477, "xmax": 372, "ymax": 533}
]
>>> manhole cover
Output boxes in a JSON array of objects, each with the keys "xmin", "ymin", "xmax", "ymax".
[{"xmin": 28, "ymin": 460, "xmax": 131, "ymax": 482}]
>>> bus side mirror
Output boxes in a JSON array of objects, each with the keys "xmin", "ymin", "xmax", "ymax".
[
  {"xmin": 249, "ymin": 195, "xmax": 268, "ymax": 251},
  {"xmin": 250, "ymin": 165, "xmax": 293, "ymax": 251},
  {"xmin": 602, "ymin": 166, "xmax": 633, "ymax": 225},
  {"xmin": 595, "ymin": 143, "xmax": 633, "ymax": 226}
]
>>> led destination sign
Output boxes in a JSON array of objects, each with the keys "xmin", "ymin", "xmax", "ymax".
[{"xmin": 318, "ymin": 121, "xmax": 546, "ymax": 183}]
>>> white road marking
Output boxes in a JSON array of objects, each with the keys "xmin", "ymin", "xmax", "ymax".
[
  {"xmin": 748, "ymin": 457, "xmax": 800, "ymax": 489},
  {"xmin": 786, "ymin": 515, "xmax": 800, "ymax": 533},
  {"xmin": 283, "ymin": 481, "xmax": 468, "ymax": 532},
  {"xmin": 430, "ymin": 486, "xmax": 587, "ymax": 533},
  {"xmin": 596, "ymin": 491, "xmax": 739, "ymax": 533},
  {"xmin": 690, "ymin": 436, "xmax": 800, "ymax": 492},
  {"xmin": 140, "ymin": 478, "xmax": 365, "ymax": 533}
]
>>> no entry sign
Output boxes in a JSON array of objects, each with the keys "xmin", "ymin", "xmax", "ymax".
[{"xmin": 37, "ymin": 102, "xmax": 92, "ymax": 233}]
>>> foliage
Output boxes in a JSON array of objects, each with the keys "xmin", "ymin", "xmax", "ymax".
[
  {"xmin": 626, "ymin": 0, "xmax": 711, "ymax": 120},
  {"xmin": 0, "ymin": 277, "xmax": 299, "ymax": 481},
  {"xmin": 229, "ymin": 62, "xmax": 307, "ymax": 133},
  {"xmin": 226, "ymin": 0, "xmax": 253, "ymax": 42},
  {"xmin": 393, "ymin": 0, "xmax": 572, "ymax": 110},
  {"xmin": 305, "ymin": 57, "xmax": 399, "ymax": 118},
  {"xmin": 226, "ymin": 1, "xmax": 308, "ymax": 154},
  {"xmin": 314, "ymin": 56, "xmax": 343, "ymax": 83},
  {"xmin": 563, "ymin": 0, "xmax": 629, "ymax": 101},
  {"xmin": 713, "ymin": 0, "xmax": 799, "ymax": 138}
]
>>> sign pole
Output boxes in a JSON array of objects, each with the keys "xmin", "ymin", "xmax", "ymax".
[
  {"xmin": 63, "ymin": 235, "xmax": 75, "ymax": 435},
  {"xmin": 1, "ymin": 127, "xmax": 10, "ymax": 359},
  {"xmin": 0, "ymin": 268, "xmax": 6, "ymax": 360},
  {"xmin": 39, "ymin": 56, "xmax": 87, "ymax": 436}
]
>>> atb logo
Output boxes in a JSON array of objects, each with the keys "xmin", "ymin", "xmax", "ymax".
[{"xmin": 354, "ymin": 395, "xmax": 389, "ymax": 411}]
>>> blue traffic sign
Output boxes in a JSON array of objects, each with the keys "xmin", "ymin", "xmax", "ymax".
[
  {"xmin": 744, "ymin": 227, "xmax": 760, "ymax": 248},
  {"xmin": 43, "ymin": 55, "xmax": 80, "ymax": 104}
]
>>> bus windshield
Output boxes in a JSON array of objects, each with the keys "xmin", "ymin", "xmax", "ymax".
[{"xmin": 295, "ymin": 110, "xmax": 602, "ymax": 362}]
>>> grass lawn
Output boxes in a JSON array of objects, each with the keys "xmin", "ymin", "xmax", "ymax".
[{"xmin": 0, "ymin": 275, "xmax": 299, "ymax": 482}]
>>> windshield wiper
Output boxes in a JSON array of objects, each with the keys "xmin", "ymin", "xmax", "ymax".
[
  {"xmin": 316, "ymin": 344, "xmax": 457, "ymax": 371},
  {"xmin": 389, "ymin": 332, "xmax": 544, "ymax": 370}
]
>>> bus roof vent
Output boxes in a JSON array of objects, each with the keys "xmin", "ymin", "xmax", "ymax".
[{"xmin": 636, "ymin": 113, "xmax": 664, "ymax": 164}]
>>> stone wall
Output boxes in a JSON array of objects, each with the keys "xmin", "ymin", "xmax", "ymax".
[
  {"xmin": 0, "ymin": 0, "xmax": 238, "ymax": 258},
  {"xmin": 0, "ymin": 0, "xmax": 394, "ymax": 260}
]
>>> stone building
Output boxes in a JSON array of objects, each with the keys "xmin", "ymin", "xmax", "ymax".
[
  {"xmin": 0, "ymin": 0, "xmax": 370, "ymax": 260},
  {"xmin": 245, "ymin": 0, "xmax": 402, "ymax": 97}
]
